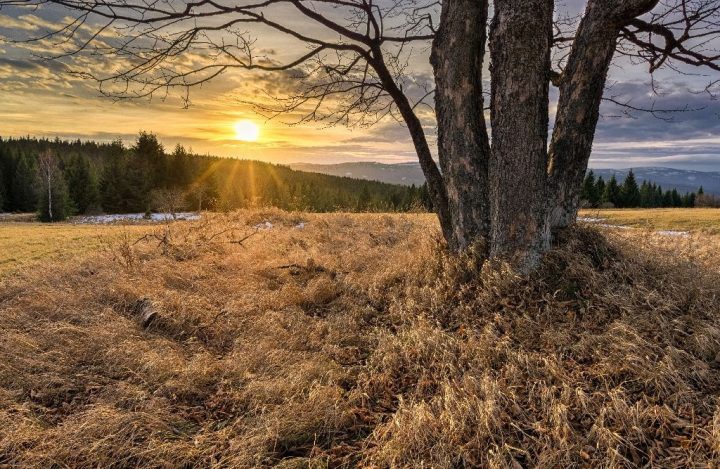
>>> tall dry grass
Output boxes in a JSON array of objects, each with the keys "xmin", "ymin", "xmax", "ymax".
[{"xmin": 1, "ymin": 210, "xmax": 719, "ymax": 468}]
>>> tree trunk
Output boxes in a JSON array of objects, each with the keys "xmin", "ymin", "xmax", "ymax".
[
  {"xmin": 431, "ymin": 0, "xmax": 491, "ymax": 253},
  {"xmin": 47, "ymin": 173, "xmax": 53, "ymax": 221},
  {"xmin": 548, "ymin": 0, "xmax": 660, "ymax": 227},
  {"xmin": 488, "ymin": 0, "xmax": 554, "ymax": 269}
]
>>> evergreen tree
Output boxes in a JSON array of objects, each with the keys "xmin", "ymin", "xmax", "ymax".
[
  {"xmin": 639, "ymin": 180, "xmax": 654, "ymax": 207},
  {"xmin": 670, "ymin": 188, "xmax": 682, "ymax": 207},
  {"xmin": 620, "ymin": 169, "xmax": 640, "ymax": 207},
  {"xmin": 603, "ymin": 174, "xmax": 621, "ymax": 207},
  {"xmin": 698, "ymin": 186, "xmax": 704, "ymax": 196},
  {"xmin": 662, "ymin": 189, "xmax": 673, "ymax": 207},
  {"xmin": 169, "ymin": 144, "xmax": 193, "ymax": 188},
  {"xmin": 655, "ymin": 185, "xmax": 664, "ymax": 207},
  {"xmin": 65, "ymin": 154, "xmax": 99, "ymax": 213},
  {"xmin": 134, "ymin": 132, "xmax": 166, "ymax": 189},
  {"xmin": 11, "ymin": 152, "xmax": 37, "ymax": 212},
  {"xmin": 581, "ymin": 170, "xmax": 600, "ymax": 207},
  {"xmin": 595, "ymin": 176, "xmax": 605, "ymax": 204},
  {"xmin": 100, "ymin": 151, "xmax": 127, "ymax": 213},
  {"xmin": 0, "ymin": 156, "xmax": 5, "ymax": 212}
]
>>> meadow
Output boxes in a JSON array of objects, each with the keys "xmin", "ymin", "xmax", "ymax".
[
  {"xmin": 0, "ymin": 221, "xmax": 153, "ymax": 276},
  {"xmin": 579, "ymin": 207, "xmax": 720, "ymax": 233},
  {"xmin": 1, "ymin": 209, "xmax": 720, "ymax": 467}
]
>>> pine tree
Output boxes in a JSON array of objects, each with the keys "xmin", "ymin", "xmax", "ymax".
[
  {"xmin": 639, "ymin": 180, "xmax": 654, "ymax": 208},
  {"xmin": 603, "ymin": 174, "xmax": 621, "ymax": 207},
  {"xmin": 0, "ymin": 157, "xmax": 5, "ymax": 212},
  {"xmin": 670, "ymin": 188, "xmax": 682, "ymax": 207},
  {"xmin": 0, "ymin": 146, "xmax": 9, "ymax": 211},
  {"xmin": 134, "ymin": 132, "xmax": 166, "ymax": 189},
  {"xmin": 65, "ymin": 154, "xmax": 99, "ymax": 214},
  {"xmin": 620, "ymin": 169, "xmax": 640, "ymax": 208},
  {"xmin": 595, "ymin": 176, "xmax": 605, "ymax": 205},
  {"xmin": 581, "ymin": 170, "xmax": 599, "ymax": 207},
  {"xmin": 168, "ymin": 144, "xmax": 193, "ymax": 188},
  {"xmin": 11, "ymin": 152, "xmax": 37, "ymax": 212}
]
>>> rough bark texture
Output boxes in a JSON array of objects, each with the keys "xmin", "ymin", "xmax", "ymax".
[
  {"xmin": 430, "ymin": 0, "xmax": 490, "ymax": 253},
  {"xmin": 488, "ymin": 0, "xmax": 554, "ymax": 268},
  {"xmin": 548, "ymin": 0, "xmax": 661, "ymax": 228}
]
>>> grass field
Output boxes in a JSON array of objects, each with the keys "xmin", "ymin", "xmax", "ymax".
[
  {"xmin": 579, "ymin": 207, "xmax": 720, "ymax": 232},
  {"xmin": 2, "ymin": 210, "xmax": 720, "ymax": 467},
  {"xmin": 0, "ymin": 222, "xmax": 153, "ymax": 276},
  {"xmin": 1, "ymin": 207, "xmax": 718, "ymax": 277}
]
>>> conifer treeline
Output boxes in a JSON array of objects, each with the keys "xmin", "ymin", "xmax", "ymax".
[
  {"xmin": 581, "ymin": 169, "xmax": 706, "ymax": 208},
  {"xmin": 0, "ymin": 134, "xmax": 432, "ymax": 221}
]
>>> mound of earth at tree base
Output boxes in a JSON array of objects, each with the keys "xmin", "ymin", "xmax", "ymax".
[{"xmin": 1, "ymin": 211, "xmax": 719, "ymax": 467}]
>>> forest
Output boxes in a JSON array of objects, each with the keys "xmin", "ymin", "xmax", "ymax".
[
  {"xmin": 0, "ymin": 135, "xmax": 431, "ymax": 221},
  {"xmin": 0, "ymin": 134, "xmax": 711, "ymax": 223},
  {"xmin": 580, "ymin": 169, "xmax": 708, "ymax": 209}
]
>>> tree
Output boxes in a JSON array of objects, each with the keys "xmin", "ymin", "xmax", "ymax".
[
  {"xmin": 0, "ymin": 156, "xmax": 5, "ymax": 212},
  {"xmin": 603, "ymin": 175, "xmax": 622, "ymax": 207},
  {"xmin": 134, "ymin": 132, "xmax": 166, "ymax": 189},
  {"xmin": 620, "ymin": 170, "xmax": 641, "ymax": 208},
  {"xmin": 595, "ymin": 177, "xmax": 606, "ymax": 205},
  {"xmin": 36, "ymin": 150, "xmax": 72, "ymax": 221},
  {"xmin": 150, "ymin": 188, "xmax": 187, "ymax": 218},
  {"xmin": 9, "ymin": 0, "xmax": 719, "ymax": 269},
  {"xmin": 581, "ymin": 171, "xmax": 600, "ymax": 208},
  {"xmin": 10, "ymin": 152, "xmax": 38, "ymax": 213},
  {"xmin": 65, "ymin": 154, "xmax": 99, "ymax": 214}
]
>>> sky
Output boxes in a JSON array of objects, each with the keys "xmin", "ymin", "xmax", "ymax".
[{"xmin": 0, "ymin": 1, "xmax": 719, "ymax": 170}]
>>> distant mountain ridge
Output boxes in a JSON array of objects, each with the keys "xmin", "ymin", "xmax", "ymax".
[
  {"xmin": 290, "ymin": 162, "xmax": 720, "ymax": 194},
  {"xmin": 289, "ymin": 162, "xmax": 426, "ymax": 186}
]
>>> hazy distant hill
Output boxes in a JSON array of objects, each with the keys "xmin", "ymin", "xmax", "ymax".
[
  {"xmin": 289, "ymin": 162, "xmax": 426, "ymax": 186},
  {"xmin": 291, "ymin": 162, "xmax": 720, "ymax": 194}
]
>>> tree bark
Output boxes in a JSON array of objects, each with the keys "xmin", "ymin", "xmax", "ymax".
[
  {"xmin": 47, "ymin": 173, "xmax": 53, "ymax": 221},
  {"xmin": 431, "ymin": 0, "xmax": 491, "ymax": 253},
  {"xmin": 488, "ymin": 0, "xmax": 554, "ymax": 269},
  {"xmin": 548, "ymin": 0, "xmax": 660, "ymax": 228}
]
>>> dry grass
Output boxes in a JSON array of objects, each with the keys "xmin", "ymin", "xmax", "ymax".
[
  {"xmin": 579, "ymin": 207, "xmax": 720, "ymax": 233},
  {"xmin": 1, "ymin": 210, "xmax": 720, "ymax": 468},
  {"xmin": 0, "ymin": 222, "xmax": 153, "ymax": 276}
]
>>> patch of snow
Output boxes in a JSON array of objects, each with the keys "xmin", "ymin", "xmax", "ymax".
[
  {"xmin": 254, "ymin": 221, "xmax": 274, "ymax": 230},
  {"xmin": 578, "ymin": 216, "xmax": 607, "ymax": 223},
  {"xmin": 75, "ymin": 212, "xmax": 200, "ymax": 224},
  {"xmin": 656, "ymin": 230, "xmax": 690, "ymax": 237},
  {"xmin": 598, "ymin": 224, "xmax": 633, "ymax": 230},
  {"xmin": 294, "ymin": 222, "xmax": 306, "ymax": 229}
]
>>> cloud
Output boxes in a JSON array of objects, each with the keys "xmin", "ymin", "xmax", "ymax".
[{"xmin": 0, "ymin": 1, "xmax": 719, "ymax": 168}]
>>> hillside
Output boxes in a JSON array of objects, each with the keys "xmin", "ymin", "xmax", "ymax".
[
  {"xmin": 291, "ymin": 162, "xmax": 720, "ymax": 194},
  {"xmin": 2, "ymin": 211, "xmax": 720, "ymax": 467},
  {"xmin": 0, "ymin": 136, "xmax": 429, "ymax": 218},
  {"xmin": 290, "ymin": 161, "xmax": 427, "ymax": 186}
]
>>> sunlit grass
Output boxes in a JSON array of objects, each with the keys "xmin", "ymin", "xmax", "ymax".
[
  {"xmin": 579, "ymin": 207, "xmax": 720, "ymax": 232},
  {"xmin": 1, "ymin": 210, "xmax": 720, "ymax": 467},
  {"xmin": 0, "ymin": 222, "xmax": 153, "ymax": 276}
]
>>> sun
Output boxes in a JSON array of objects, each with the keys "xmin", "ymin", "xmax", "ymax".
[{"xmin": 234, "ymin": 120, "xmax": 260, "ymax": 142}]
